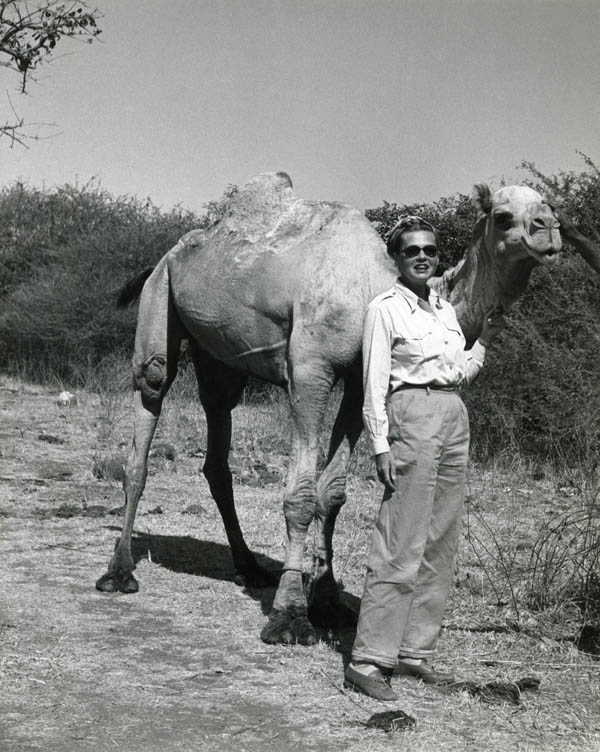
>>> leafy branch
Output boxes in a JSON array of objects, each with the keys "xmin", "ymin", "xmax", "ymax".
[{"xmin": 0, "ymin": 0, "xmax": 102, "ymax": 144}]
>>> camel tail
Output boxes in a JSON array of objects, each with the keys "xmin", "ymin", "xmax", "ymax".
[{"xmin": 116, "ymin": 266, "xmax": 155, "ymax": 308}]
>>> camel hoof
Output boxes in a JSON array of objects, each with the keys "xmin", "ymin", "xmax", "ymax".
[
  {"xmin": 260, "ymin": 606, "xmax": 318, "ymax": 646},
  {"xmin": 308, "ymin": 598, "xmax": 358, "ymax": 629},
  {"xmin": 95, "ymin": 571, "xmax": 139, "ymax": 594},
  {"xmin": 233, "ymin": 562, "xmax": 278, "ymax": 589}
]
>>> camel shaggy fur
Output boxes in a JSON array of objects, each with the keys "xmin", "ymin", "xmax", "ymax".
[{"xmin": 96, "ymin": 172, "xmax": 561, "ymax": 646}]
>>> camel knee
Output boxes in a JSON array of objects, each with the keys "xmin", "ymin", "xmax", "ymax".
[
  {"xmin": 203, "ymin": 460, "xmax": 232, "ymax": 490},
  {"xmin": 202, "ymin": 462, "xmax": 231, "ymax": 483},
  {"xmin": 133, "ymin": 354, "xmax": 169, "ymax": 407},
  {"xmin": 124, "ymin": 463, "xmax": 147, "ymax": 499},
  {"xmin": 316, "ymin": 474, "xmax": 347, "ymax": 515},
  {"xmin": 284, "ymin": 476, "xmax": 317, "ymax": 531}
]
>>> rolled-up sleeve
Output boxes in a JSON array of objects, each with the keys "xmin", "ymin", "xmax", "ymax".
[
  {"xmin": 362, "ymin": 303, "xmax": 393, "ymax": 455},
  {"xmin": 463, "ymin": 340, "xmax": 486, "ymax": 384}
]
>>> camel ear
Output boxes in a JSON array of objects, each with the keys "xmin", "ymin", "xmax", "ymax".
[{"xmin": 472, "ymin": 183, "xmax": 492, "ymax": 215}]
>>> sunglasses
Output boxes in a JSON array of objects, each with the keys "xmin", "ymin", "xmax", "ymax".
[{"xmin": 401, "ymin": 245, "xmax": 439, "ymax": 259}]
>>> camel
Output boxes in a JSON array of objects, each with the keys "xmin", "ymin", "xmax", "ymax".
[{"xmin": 96, "ymin": 172, "xmax": 562, "ymax": 646}]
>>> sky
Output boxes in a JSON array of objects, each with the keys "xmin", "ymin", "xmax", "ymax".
[{"xmin": 2, "ymin": 0, "xmax": 599, "ymax": 215}]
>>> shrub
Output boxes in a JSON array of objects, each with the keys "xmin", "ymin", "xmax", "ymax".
[{"xmin": 0, "ymin": 180, "xmax": 200, "ymax": 383}]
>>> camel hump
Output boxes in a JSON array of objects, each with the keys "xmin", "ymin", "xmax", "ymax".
[
  {"xmin": 222, "ymin": 171, "xmax": 296, "ymax": 231},
  {"xmin": 245, "ymin": 170, "xmax": 292, "ymax": 189},
  {"xmin": 171, "ymin": 171, "xmax": 371, "ymax": 272}
]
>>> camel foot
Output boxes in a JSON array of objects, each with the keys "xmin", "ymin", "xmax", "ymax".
[
  {"xmin": 308, "ymin": 596, "xmax": 358, "ymax": 629},
  {"xmin": 95, "ymin": 570, "xmax": 139, "ymax": 594},
  {"xmin": 233, "ymin": 560, "xmax": 278, "ymax": 588},
  {"xmin": 260, "ymin": 606, "xmax": 318, "ymax": 646}
]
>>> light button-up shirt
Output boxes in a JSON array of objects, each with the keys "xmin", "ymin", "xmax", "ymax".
[{"xmin": 362, "ymin": 281, "xmax": 486, "ymax": 455}]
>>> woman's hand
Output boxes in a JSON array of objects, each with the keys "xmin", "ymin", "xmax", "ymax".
[
  {"xmin": 376, "ymin": 452, "xmax": 395, "ymax": 492},
  {"xmin": 479, "ymin": 305, "xmax": 506, "ymax": 347},
  {"xmin": 551, "ymin": 205, "xmax": 579, "ymax": 241}
]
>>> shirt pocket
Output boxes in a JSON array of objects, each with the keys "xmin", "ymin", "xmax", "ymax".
[
  {"xmin": 398, "ymin": 331, "xmax": 428, "ymax": 361},
  {"xmin": 440, "ymin": 319, "xmax": 464, "ymax": 346}
]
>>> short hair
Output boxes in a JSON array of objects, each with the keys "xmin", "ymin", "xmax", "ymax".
[{"xmin": 386, "ymin": 215, "xmax": 439, "ymax": 257}]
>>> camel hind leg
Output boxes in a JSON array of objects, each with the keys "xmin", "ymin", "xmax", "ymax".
[
  {"xmin": 190, "ymin": 343, "xmax": 276, "ymax": 588},
  {"xmin": 96, "ymin": 259, "xmax": 181, "ymax": 593},
  {"xmin": 309, "ymin": 365, "xmax": 364, "ymax": 627}
]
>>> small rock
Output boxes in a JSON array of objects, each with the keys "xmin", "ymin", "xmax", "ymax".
[
  {"xmin": 365, "ymin": 709, "xmax": 416, "ymax": 732},
  {"xmin": 92, "ymin": 457, "xmax": 126, "ymax": 482},
  {"xmin": 242, "ymin": 476, "xmax": 263, "ymax": 487},
  {"xmin": 516, "ymin": 676, "xmax": 541, "ymax": 691},
  {"xmin": 38, "ymin": 433, "xmax": 65, "ymax": 445},
  {"xmin": 56, "ymin": 391, "xmax": 78, "ymax": 407},
  {"xmin": 39, "ymin": 461, "xmax": 74, "ymax": 480},
  {"xmin": 151, "ymin": 442, "xmax": 176, "ymax": 461},
  {"xmin": 54, "ymin": 503, "xmax": 79, "ymax": 518},
  {"xmin": 182, "ymin": 503, "xmax": 206, "ymax": 515},
  {"xmin": 81, "ymin": 505, "xmax": 108, "ymax": 517},
  {"xmin": 186, "ymin": 445, "xmax": 205, "ymax": 458},
  {"xmin": 145, "ymin": 505, "xmax": 164, "ymax": 515}
]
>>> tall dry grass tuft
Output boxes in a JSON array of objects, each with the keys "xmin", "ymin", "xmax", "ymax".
[{"xmin": 527, "ymin": 507, "xmax": 600, "ymax": 624}]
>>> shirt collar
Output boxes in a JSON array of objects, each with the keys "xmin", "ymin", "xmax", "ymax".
[{"xmin": 394, "ymin": 279, "xmax": 443, "ymax": 312}]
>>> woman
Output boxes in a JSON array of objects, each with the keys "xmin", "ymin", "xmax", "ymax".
[{"xmin": 344, "ymin": 216, "xmax": 505, "ymax": 701}]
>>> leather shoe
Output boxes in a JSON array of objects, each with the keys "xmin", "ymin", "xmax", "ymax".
[
  {"xmin": 344, "ymin": 662, "xmax": 398, "ymax": 701},
  {"xmin": 396, "ymin": 658, "xmax": 455, "ymax": 685}
]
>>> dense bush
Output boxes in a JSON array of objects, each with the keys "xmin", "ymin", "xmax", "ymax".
[{"xmin": 0, "ymin": 180, "xmax": 201, "ymax": 382}]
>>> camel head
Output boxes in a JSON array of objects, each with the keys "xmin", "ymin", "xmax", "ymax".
[
  {"xmin": 440, "ymin": 183, "xmax": 564, "ymax": 343},
  {"xmin": 472, "ymin": 183, "xmax": 562, "ymax": 267}
]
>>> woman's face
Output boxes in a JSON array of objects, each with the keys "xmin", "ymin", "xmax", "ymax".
[{"xmin": 393, "ymin": 230, "xmax": 439, "ymax": 286}]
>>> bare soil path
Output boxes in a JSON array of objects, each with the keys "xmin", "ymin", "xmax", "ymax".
[{"xmin": 1, "ymin": 377, "xmax": 599, "ymax": 751}]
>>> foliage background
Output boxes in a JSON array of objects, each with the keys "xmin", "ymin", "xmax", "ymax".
[
  {"xmin": 1, "ymin": 158, "xmax": 600, "ymax": 467},
  {"xmin": 365, "ymin": 156, "xmax": 600, "ymax": 469}
]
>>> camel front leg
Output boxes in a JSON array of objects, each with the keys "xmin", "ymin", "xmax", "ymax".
[
  {"xmin": 260, "ymin": 359, "xmax": 334, "ymax": 646},
  {"xmin": 96, "ymin": 391, "xmax": 160, "ymax": 593},
  {"xmin": 202, "ymin": 403, "xmax": 276, "ymax": 588},
  {"xmin": 309, "ymin": 369, "xmax": 363, "ymax": 628},
  {"xmin": 190, "ymin": 343, "xmax": 276, "ymax": 588}
]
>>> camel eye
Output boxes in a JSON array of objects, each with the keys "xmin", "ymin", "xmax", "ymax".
[{"xmin": 493, "ymin": 211, "xmax": 514, "ymax": 228}]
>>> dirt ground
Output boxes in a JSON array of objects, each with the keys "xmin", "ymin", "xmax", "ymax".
[{"xmin": 1, "ymin": 376, "xmax": 599, "ymax": 752}]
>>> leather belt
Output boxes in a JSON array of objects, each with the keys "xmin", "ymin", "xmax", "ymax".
[{"xmin": 394, "ymin": 384, "xmax": 458, "ymax": 392}]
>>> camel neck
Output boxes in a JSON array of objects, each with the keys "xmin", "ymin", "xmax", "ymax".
[{"xmin": 431, "ymin": 223, "xmax": 535, "ymax": 346}]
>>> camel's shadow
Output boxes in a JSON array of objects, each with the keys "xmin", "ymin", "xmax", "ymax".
[
  {"xmin": 125, "ymin": 529, "xmax": 281, "ymax": 616},
  {"xmin": 105, "ymin": 526, "xmax": 361, "ymax": 650}
]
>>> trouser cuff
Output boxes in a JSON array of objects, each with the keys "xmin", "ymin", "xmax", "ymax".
[
  {"xmin": 351, "ymin": 651, "xmax": 397, "ymax": 670},
  {"xmin": 398, "ymin": 646, "xmax": 435, "ymax": 659}
]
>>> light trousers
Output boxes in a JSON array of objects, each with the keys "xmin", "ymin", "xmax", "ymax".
[{"xmin": 352, "ymin": 388, "xmax": 470, "ymax": 669}]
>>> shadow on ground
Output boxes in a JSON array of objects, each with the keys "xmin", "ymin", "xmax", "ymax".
[
  {"xmin": 103, "ymin": 526, "xmax": 362, "ymax": 632},
  {"xmin": 125, "ymin": 529, "xmax": 281, "ymax": 615}
]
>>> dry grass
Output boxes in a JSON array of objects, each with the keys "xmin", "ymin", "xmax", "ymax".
[{"xmin": 1, "ymin": 374, "xmax": 599, "ymax": 752}]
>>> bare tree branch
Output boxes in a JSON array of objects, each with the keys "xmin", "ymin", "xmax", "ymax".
[{"xmin": 0, "ymin": 0, "xmax": 102, "ymax": 144}]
